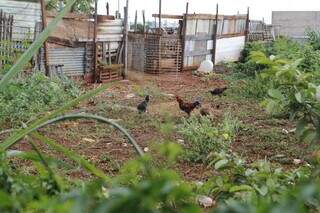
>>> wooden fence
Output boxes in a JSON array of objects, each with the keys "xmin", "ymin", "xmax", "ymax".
[{"xmin": 0, "ymin": 10, "xmax": 14, "ymax": 69}]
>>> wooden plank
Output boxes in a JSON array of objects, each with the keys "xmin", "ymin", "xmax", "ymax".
[
  {"xmin": 217, "ymin": 32, "xmax": 245, "ymax": 39},
  {"xmin": 185, "ymin": 50, "xmax": 211, "ymax": 57},
  {"xmin": 152, "ymin": 14, "xmax": 183, "ymax": 20},
  {"xmin": 47, "ymin": 36, "xmax": 75, "ymax": 47}
]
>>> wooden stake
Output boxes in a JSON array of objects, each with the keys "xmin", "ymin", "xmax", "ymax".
[
  {"xmin": 106, "ymin": 2, "xmax": 109, "ymax": 16},
  {"xmin": 124, "ymin": 0, "xmax": 129, "ymax": 79},
  {"xmin": 212, "ymin": 4, "xmax": 219, "ymax": 65},
  {"xmin": 159, "ymin": 0, "xmax": 162, "ymax": 30},
  {"xmin": 134, "ymin": 10, "xmax": 138, "ymax": 32},
  {"xmin": 245, "ymin": 7, "xmax": 250, "ymax": 43},
  {"xmin": 108, "ymin": 42, "xmax": 111, "ymax": 65},
  {"xmin": 40, "ymin": 0, "xmax": 50, "ymax": 76},
  {"xmin": 181, "ymin": 2, "xmax": 189, "ymax": 71},
  {"xmin": 142, "ymin": 10, "xmax": 146, "ymax": 33},
  {"xmin": 93, "ymin": 0, "xmax": 98, "ymax": 82}
]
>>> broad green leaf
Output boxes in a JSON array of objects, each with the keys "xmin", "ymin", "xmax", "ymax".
[
  {"xmin": 255, "ymin": 185, "xmax": 268, "ymax": 196},
  {"xmin": 301, "ymin": 129, "xmax": 317, "ymax": 143},
  {"xmin": 295, "ymin": 92, "xmax": 303, "ymax": 103},
  {"xmin": 296, "ymin": 118, "xmax": 309, "ymax": 138},
  {"xmin": 215, "ymin": 159, "xmax": 229, "ymax": 170},
  {"xmin": 268, "ymin": 89, "xmax": 284, "ymax": 100},
  {"xmin": 229, "ymin": 185, "xmax": 254, "ymax": 193}
]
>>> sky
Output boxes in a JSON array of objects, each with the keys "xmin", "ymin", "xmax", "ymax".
[{"xmin": 97, "ymin": 0, "xmax": 320, "ymax": 24}]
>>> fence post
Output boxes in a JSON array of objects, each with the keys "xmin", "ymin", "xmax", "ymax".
[
  {"xmin": 40, "ymin": 0, "xmax": 50, "ymax": 76},
  {"xmin": 124, "ymin": 0, "xmax": 129, "ymax": 79},
  {"xmin": 181, "ymin": 2, "xmax": 189, "ymax": 72},
  {"xmin": 142, "ymin": 10, "xmax": 146, "ymax": 33},
  {"xmin": 212, "ymin": 4, "xmax": 219, "ymax": 65},
  {"xmin": 93, "ymin": 0, "xmax": 98, "ymax": 82},
  {"xmin": 245, "ymin": 7, "xmax": 250, "ymax": 43},
  {"xmin": 0, "ymin": 10, "xmax": 3, "ymax": 68}
]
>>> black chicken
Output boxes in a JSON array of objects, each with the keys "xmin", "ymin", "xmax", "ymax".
[
  {"xmin": 137, "ymin": 95, "xmax": 150, "ymax": 113},
  {"xmin": 210, "ymin": 87, "xmax": 228, "ymax": 97}
]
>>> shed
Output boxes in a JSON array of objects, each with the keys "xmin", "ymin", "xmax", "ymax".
[{"xmin": 128, "ymin": 12, "xmax": 249, "ymax": 73}]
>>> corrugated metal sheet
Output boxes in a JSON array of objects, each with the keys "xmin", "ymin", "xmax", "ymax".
[
  {"xmin": 215, "ymin": 36, "xmax": 245, "ymax": 64},
  {"xmin": 97, "ymin": 19, "xmax": 123, "ymax": 42},
  {"xmin": 128, "ymin": 34, "xmax": 145, "ymax": 71},
  {"xmin": 40, "ymin": 47, "xmax": 88, "ymax": 76},
  {"xmin": 0, "ymin": 0, "xmax": 41, "ymax": 40}
]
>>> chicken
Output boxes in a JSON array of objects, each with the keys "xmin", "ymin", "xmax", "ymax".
[
  {"xmin": 210, "ymin": 87, "xmax": 228, "ymax": 97},
  {"xmin": 176, "ymin": 96, "xmax": 201, "ymax": 116},
  {"xmin": 137, "ymin": 95, "xmax": 150, "ymax": 113}
]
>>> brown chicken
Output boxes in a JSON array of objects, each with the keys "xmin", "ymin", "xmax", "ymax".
[{"xmin": 176, "ymin": 96, "xmax": 201, "ymax": 116}]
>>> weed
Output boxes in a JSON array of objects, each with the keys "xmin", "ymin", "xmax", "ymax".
[
  {"xmin": 178, "ymin": 112, "xmax": 240, "ymax": 163},
  {"xmin": 0, "ymin": 72, "xmax": 81, "ymax": 128}
]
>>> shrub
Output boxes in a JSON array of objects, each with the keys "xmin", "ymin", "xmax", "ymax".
[
  {"xmin": 270, "ymin": 37, "xmax": 301, "ymax": 59},
  {"xmin": 178, "ymin": 113, "xmax": 239, "ymax": 163},
  {"xmin": 0, "ymin": 72, "xmax": 80, "ymax": 127},
  {"xmin": 306, "ymin": 30, "xmax": 320, "ymax": 51},
  {"xmin": 298, "ymin": 45, "xmax": 320, "ymax": 72},
  {"xmin": 233, "ymin": 61, "xmax": 267, "ymax": 77},
  {"xmin": 201, "ymin": 150, "xmax": 312, "ymax": 205},
  {"xmin": 239, "ymin": 41, "xmax": 267, "ymax": 63}
]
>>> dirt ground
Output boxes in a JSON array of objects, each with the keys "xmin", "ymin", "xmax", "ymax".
[{"xmin": 11, "ymin": 71, "xmax": 309, "ymax": 181}]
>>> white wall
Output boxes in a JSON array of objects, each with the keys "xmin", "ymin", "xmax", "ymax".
[{"xmin": 215, "ymin": 36, "xmax": 245, "ymax": 64}]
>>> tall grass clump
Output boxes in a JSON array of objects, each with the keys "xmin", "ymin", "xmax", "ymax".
[
  {"xmin": 0, "ymin": 72, "xmax": 80, "ymax": 128},
  {"xmin": 178, "ymin": 113, "xmax": 240, "ymax": 163}
]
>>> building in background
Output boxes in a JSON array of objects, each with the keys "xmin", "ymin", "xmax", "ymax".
[{"xmin": 272, "ymin": 11, "xmax": 320, "ymax": 42}]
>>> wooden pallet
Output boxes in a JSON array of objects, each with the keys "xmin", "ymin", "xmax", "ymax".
[
  {"xmin": 98, "ymin": 63, "xmax": 123, "ymax": 83},
  {"xmin": 144, "ymin": 34, "xmax": 182, "ymax": 74}
]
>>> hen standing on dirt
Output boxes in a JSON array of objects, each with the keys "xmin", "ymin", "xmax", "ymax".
[
  {"xmin": 137, "ymin": 95, "xmax": 150, "ymax": 113},
  {"xmin": 176, "ymin": 96, "xmax": 201, "ymax": 116},
  {"xmin": 210, "ymin": 87, "xmax": 228, "ymax": 97}
]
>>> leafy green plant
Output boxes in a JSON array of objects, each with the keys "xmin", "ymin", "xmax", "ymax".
[
  {"xmin": 298, "ymin": 44, "xmax": 320, "ymax": 72},
  {"xmin": 270, "ymin": 37, "xmax": 301, "ymax": 60},
  {"xmin": 0, "ymin": 39, "xmax": 32, "ymax": 76},
  {"xmin": 0, "ymin": 72, "xmax": 80, "ymax": 127},
  {"xmin": 46, "ymin": 0, "xmax": 94, "ymax": 14},
  {"xmin": 306, "ymin": 30, "xmax": 320, "ymax": 51},
  {"xmin": 178, "ymin": 113, "xmax": 239, "ymax": 163},
  {"xmin": 252, "ymin": 51, "xmax": 320, "ymax": 142},
  {"xmin": 201, "ymin": 150, "xmax": 312, "ymax": 207},
  {"xmin": 214, "ymin": 181, "xmax": 320, "ymax": 213},
  {"xmin": 240, "ymin": 41, "xmax": 268, "ymax": 63}
]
